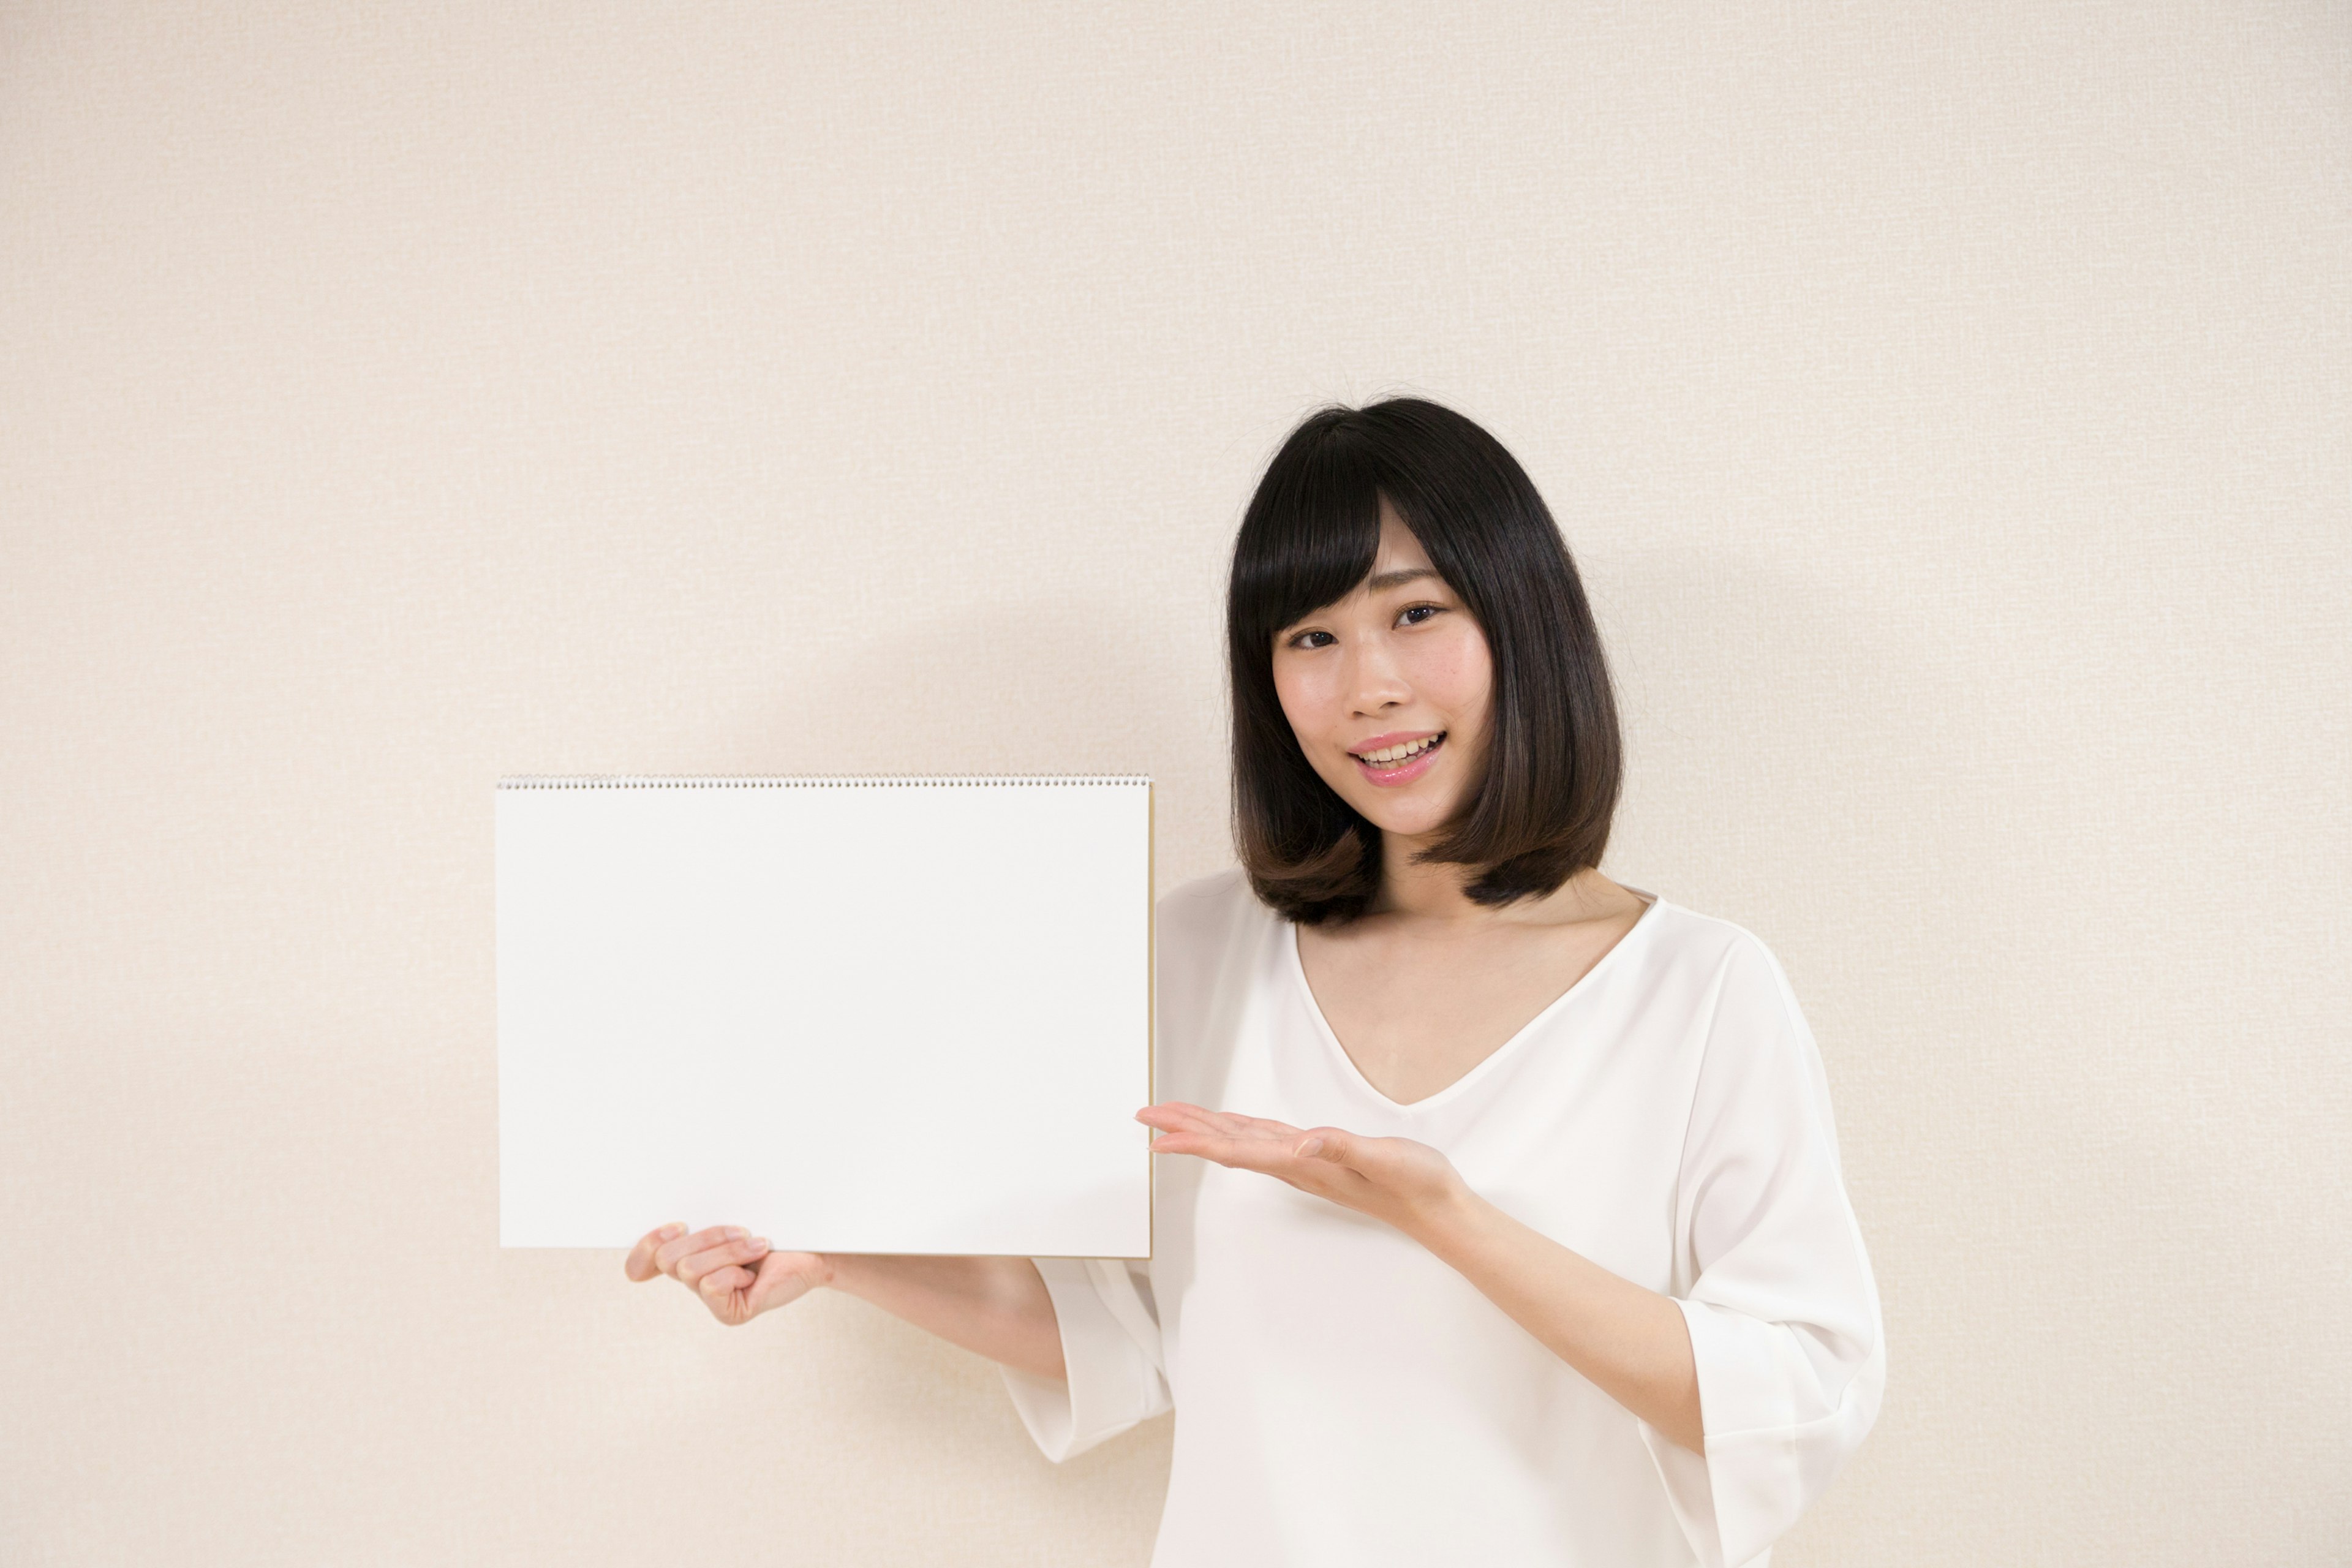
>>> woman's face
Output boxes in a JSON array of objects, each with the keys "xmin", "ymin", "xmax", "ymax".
[{"xmin": 1270, "ymin": 501, "xmax": 1493, "ymax": 845}]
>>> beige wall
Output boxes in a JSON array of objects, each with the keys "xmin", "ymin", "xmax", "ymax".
[{"xmin": 4, "ymin": 3, "xmax": 2346, "ymax": 1562}]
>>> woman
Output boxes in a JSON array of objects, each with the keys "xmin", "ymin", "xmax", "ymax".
[{"xmin": 625, "ymin": 398, "xmax": 1885, "ymax": 1567}]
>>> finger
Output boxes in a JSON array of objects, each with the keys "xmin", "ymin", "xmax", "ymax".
[
  {"xmin": 1232, "ymin": 1114, "xmax": 1310, "ymax": 1142},
  {"xmin": 1143, "ymin": 1130, "xmax": 1206, "ymax": 1157},
  {"xmin": 1161, "ymin": 1123, "xmax": 1368, "ymax": 1182},
  {"xmin": 1142, "ymin": 1102, "xmax": 1270, "ymax": 1140},
  {"xmin": 676, "ymin": 1235, "xmax": 771, "ymax": 1287},
  {"xmin": 699, "ymin": 1265, "xmax": 756, "ymax": 1294},
  {"xmin": 1151, "ymin": 1132, "xmax": 1294, "ymax": 1174},
  {"xmin": 744, "ymin": 1250, "xmax": 827, "ymax": 1315},
  {"xmin": 1153, "ymin": 1112, "xmax": 1306, "ymax": 1152},
  {"xmin": 655, "ymin": 1225, "xmax": 744, "ymax": 1277},
  {"xmin": 625, "ymin": 1222, "xmax": 687, "ymax": 1282},
  {"xmin": 1143, "ymin": 1124, "xmax": 1253, "ymax": 1158},
  {"xmin": 1146, "ymin": 1126, "xmax": 1232, "ymax": 1157},
  {"xmin": 1136, "ymin": 1102, "xmax": 1221, "ymax": 1133},
  {"xmin": 676, "ymin": 1235, "xmax": 769, "ymax": 1286}
]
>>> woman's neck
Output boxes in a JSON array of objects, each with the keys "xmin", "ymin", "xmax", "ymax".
[
  {"xmin": 1368, "ymin": 833, "xmax": 1482, "ymax": 921},
  {"xmin": 1368, "ymin": 832, "xmax": 1621, "ymax": 927}
]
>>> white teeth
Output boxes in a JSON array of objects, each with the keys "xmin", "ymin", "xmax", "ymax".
[{"xmin": 1357, "ymin": 734, "xmax": 1441, "ymax": 765}]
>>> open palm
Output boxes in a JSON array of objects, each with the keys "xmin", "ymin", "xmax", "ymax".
[{"xmin": 1136, "ymin": 1101, "xmax": 1467, "ymax": 1238}]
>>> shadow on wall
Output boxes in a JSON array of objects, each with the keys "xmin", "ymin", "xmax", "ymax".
[{"xmin": 1593, "ymin": 532, "xmax": 2325, "ymax": 1548}]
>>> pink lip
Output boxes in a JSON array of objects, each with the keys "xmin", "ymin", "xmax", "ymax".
[
  {"xmin": 1350, "ymin": 730, "xmax": 1441, "ymax": 754},
  {"xmin": 1349, "ymin": 730, "xmax": 1446, "ymax": 787}
]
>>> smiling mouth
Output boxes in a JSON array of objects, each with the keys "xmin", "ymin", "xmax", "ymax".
[{"xmin": 1349, "ymin": 733, "xmax": 1446, "ymax": 767}]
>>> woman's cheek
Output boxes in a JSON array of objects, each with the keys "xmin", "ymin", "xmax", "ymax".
[
  {"xmin": 1415, "ymin": 623, "xmax": 1494, "ymax": 715},
  {"xmin": 1275, "ymin": 661, "xmax": 1343, "ymax": 741}
]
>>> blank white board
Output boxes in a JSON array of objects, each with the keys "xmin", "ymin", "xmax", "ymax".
[{"xmin": 496, "ymin": 775, "xmax": 1152, "ymax": 1256}]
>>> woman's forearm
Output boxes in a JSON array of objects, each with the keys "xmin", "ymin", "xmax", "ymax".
[
  {"xmin": 822, "ymin": 1254, "xmax": 1067, "ymax": 1382},
  {"xmin": 1409, "ymin": 1191, "xmax": 1705, "ymax": 1454}
]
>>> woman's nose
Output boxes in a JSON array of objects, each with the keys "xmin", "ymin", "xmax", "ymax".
[{"xmin": 1344, "ymin": 644, "xmax": 1411, "ymax": 712}]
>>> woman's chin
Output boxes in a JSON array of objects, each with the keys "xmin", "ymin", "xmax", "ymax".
[{"xmin": 1343, "ymin": 791, "xmax": 1462, "ymax": 844}]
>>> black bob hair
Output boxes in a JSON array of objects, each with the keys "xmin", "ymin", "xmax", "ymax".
[{"xmin": 1227, "ymin": 397, "xmax": 1624, "ymax": 925}]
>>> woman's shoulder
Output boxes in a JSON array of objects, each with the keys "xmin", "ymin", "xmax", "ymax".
[
  {"xmin": 1153, "ymin": 867, "xmax": 1286, "ymax": 997},
  {"xmin": 1623, "ymin": 888, "xmax": 1808, "ymax": 1013},
  {"xmin": 1632, "ymin": 891, "xmax": 1817, "ymax": 1054},
  {"xmin": 1152, "ymin": 869, "xmax": 1278, "ymax": 1071},
  {"xmin": 1635, "ymin": 890, "xmax": 1773, "ymax": 963},
  {"xmin": 1155, "ymin": 865, "xmax": 1271, "ymax": 948}
]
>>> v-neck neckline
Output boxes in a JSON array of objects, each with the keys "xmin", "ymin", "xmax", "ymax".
[{"xmin": 1283, "ymin": 886, "xmax": 1665, "ymax": 1115}]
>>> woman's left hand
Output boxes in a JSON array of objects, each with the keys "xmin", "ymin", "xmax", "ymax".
[{"xmin": 1136, "ymin": 1101, "xmax": 1469, "ymax": 1241}]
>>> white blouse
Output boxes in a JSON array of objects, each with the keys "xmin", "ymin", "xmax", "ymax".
[{"xmin": 1000, "ymin": 869, "xmax": 1884, "ymax": 1568}]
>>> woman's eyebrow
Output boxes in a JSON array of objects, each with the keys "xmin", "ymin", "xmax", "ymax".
[{"xmin": 1282, "ymin": 567, "xmax": 1444, "ymax": 635}]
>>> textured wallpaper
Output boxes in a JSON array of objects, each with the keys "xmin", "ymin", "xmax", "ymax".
[{"xmin": 2, "ymin": 2, "xmax": 2345, "ymax": 1562}]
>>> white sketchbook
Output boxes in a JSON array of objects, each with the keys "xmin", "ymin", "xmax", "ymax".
[{"xmin": 496, "ymin": 775, "xmax": 1153, "ymax": 1257}]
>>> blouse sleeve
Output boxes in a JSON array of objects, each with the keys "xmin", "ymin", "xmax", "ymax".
[
  {"xmin": 998, "ymin": 1257, "xmax": 1173, "ymax": 1462},
  {"xmin": 1635, "ymin": 933, "xmax": 1888, "ymax": 1568}
]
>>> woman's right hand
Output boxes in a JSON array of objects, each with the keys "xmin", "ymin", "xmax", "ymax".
[{"xmin": 624, "ymin": 1223, "xmax": 835, "ymax": 1327}]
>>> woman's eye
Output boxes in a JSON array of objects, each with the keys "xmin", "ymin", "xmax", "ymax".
[
  {"xmin": 1398, "ymin": 605, "xmax": 1443, "ymax": 627},
  {"xmin": 1289, "ymin": 630, "xmax": 1336, "ymax": 650}
]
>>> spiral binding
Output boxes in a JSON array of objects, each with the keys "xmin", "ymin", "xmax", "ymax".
[{"xmin": 497, "ymin": 774, "xmax": 1151, "ymax": 790}]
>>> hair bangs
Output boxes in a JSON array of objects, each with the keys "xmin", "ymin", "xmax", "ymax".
[{"xmin": 1229, "ymin": 424, "xmax": 1388, "ymax": 653}]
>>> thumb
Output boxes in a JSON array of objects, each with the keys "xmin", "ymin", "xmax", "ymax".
[
  {"xmin": 1294, "ymin": 1129, "xmax": 1351, "ymax": 1163},
  {"xmin": 746, "ymin": 1250, "xmax": 829, "ymax": 1314}
]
